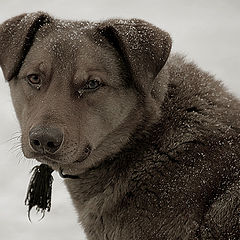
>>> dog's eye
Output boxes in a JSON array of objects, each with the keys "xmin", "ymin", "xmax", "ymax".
[
  {"xmin": 27, "ymin": 74, "xmax": 41, "ymax": 86},
  {"xmin": 84, "ymin": 78, "xmax": 102, "ymax": 90}
]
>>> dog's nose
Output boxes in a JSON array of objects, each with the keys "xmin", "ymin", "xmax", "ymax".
[{"xmin": 29, "ymin": 126, "xmax": 63, "ymax": 154}]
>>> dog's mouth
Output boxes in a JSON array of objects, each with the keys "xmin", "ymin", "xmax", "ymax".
[
  {"xmin": 33, "ymin": 144, "xmax": 92, "ymax": 176},
  {"xmin": 35, "ymin": 155, "xmax": 85, "ymax": 178}
]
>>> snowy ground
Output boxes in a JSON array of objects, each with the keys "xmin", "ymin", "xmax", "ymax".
[{"xmin": 0, "ymin": 0, "xmax": 239, "ymax": 239}]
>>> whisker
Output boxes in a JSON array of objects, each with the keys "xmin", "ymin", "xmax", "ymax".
[
  {"xmin": 9, "ymin": 144, "xmax": 22, "ymax": 153},
  {"xmin": 17, "ymin": 155, "xmax": 25, "ymax": 165},
  {"xmin": 7, "ymin": 135, "xmax": 21, "ymax": 142},
  {"xmin": 1, "ymin": 131, "xmax": 22, "ymax": 144}
]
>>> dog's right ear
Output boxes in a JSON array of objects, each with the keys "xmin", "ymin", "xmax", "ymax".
[{"xmin": 0, "ymin": 12, "xmax": 52, "ymax": 81}]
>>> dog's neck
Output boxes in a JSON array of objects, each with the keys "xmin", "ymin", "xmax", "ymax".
[{"xmin": 64, "ymin": 122, "xmax": 158, "ymax": 214}]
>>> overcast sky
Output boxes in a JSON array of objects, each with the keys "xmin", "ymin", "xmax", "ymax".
[{"xmin": 0, "ymin": 1, "xmax": 239, "ymax": 240}]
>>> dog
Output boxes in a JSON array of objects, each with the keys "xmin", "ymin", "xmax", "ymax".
[{"xmin": 1, "ymin": 12, "xmax": 240, "ymax": 239}]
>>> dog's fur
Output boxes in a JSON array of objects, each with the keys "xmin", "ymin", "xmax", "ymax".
[{"xmin": 1, "ymin": 12, "xmax": 240, "ymax": 239}]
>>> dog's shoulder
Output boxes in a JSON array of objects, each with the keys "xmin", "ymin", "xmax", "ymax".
[{"xmin": 163, "ymin": 53, "xmax": 240, "ymax": 131}]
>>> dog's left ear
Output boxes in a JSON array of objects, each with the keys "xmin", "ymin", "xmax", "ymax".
[
  {"xmin": 96, "ymin": 19, "xmax": 172, "ymax": 95},
  {"xmin": 0, "ymin": 12, "xmax": 51, "ymax": 81}
]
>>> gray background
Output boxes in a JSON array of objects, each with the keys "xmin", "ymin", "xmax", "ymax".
[{"xmin": 0, "ymin": 0, "xmax": 239, "ymax": 239}]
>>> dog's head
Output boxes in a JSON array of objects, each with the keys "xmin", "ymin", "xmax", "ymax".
[{"xmin": 0, "ymin": 12, "xmax": 171, "ymax": 174}]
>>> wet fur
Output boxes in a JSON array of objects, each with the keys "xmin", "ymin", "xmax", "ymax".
[{"xmin": 1, "ymin": 12, "xmax": 240, "ymax": 239}]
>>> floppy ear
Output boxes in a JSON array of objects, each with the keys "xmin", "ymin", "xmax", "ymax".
[
  {"xmin": 0, "ymin": 12, "xmax": 51, "ymax": 81},
  {"xmin": 96, "ymin": 19, "xmax": 172, "ymax": 95}
]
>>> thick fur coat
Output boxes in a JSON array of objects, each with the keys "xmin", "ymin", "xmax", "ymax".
[{"xmin": 0, "ymin": 12, "xmax": 240, "ymax": 239}]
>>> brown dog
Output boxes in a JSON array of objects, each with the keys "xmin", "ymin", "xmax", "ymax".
[{"xmin": 1, "ymin": 12, "xmax": 240, "ymax": 239}]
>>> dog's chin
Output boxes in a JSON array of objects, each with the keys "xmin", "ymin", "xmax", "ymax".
[
  {"xmin": 24, "ymin": 144, "xmax": 92, "ymax": 176},
  {"xmin": 34, "ymin": 154, "xmax": 89, "ymax": 176},
  {"xmin": 35, "ymin": 156, "xmax": 60, "ymax": 170}
]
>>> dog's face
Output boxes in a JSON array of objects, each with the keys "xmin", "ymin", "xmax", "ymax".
[{"xmin": 0, "ymin": 12, "xmax": 171, "ymax": 174}]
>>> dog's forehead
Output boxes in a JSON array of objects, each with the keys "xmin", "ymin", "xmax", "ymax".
[
  {"xmin": 35, "ymin": 20, "xmax": 96, "ymax": 57},
  {"xmin": 23, "ymin": 20, "xmax": 121, "ymax": 78}
]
